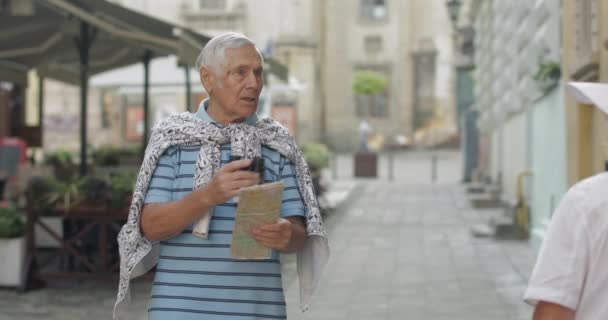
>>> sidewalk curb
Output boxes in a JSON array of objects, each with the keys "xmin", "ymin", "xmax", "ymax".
[{"xmin": 322, "ymin": 182, "xmax": 364, "ymax": 232}]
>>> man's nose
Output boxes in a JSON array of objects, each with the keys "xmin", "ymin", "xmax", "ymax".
[{"xmin": 245, "ymin": 71, "xmax": 262, "ymax": 89}]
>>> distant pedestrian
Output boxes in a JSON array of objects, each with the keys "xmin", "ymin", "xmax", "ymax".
[
  {"xmin": 524, "ymin": 82, "xmax": 608, "ymax": 320},
  {"xmin": 358, "ymin": 119, "xmax": 372, "ymax": 151}
]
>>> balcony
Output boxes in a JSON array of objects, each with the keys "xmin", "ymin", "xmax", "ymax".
[{"xmin": 180, "ymin": 3, "xmax": 246, "ymax": 34}]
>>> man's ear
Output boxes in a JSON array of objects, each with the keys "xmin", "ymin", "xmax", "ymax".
[{"xmin": 200, "ymin": 66, "xmax": 215, "ymax": 94}]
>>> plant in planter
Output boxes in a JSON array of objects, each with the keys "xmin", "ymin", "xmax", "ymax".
[
  {"xmin": 117, "ymin": 145, "xmax": 142, "ymax": 165},
  {"xmin": 533, "ymin": 60, "xmax": 561, "ymax": 94},
  {"xmin": 26, "ymin": 177, "xmax": 54, "ymax": 214},
  {"xmin": 0, "ymin": 205, "xmax": 26, "ymax": 287},
  {"xmin": 109, "ymin": 172, "xmax": 136, "ymax": 208},
  {"xmin": 46, "ymin": 177, "xmax": 85, "ymax": 213},
  {"xmin": 302, "ymin": 143, "xmax": 330, "ymax": 197},
  {"xmin": 352, "ymin": 71, "xmax": 385, "ymax": 177},
  {"xmin": 81, "ymin": 176, "xmax": 111, "ymax": 205},
  {"xmin": 25, "ymin": 177, "xmax": 66, "ymax": 248},
  {"xmin": 0, "ymin": 205, "xmax": 24, "ymax": 238},
  {"xmin": 91, "ymin": 146, "xmax": 121, "ymax": 166},
  {"xmin": 44, "ymin": 149, "xmax": 77, "ymax": 181}
]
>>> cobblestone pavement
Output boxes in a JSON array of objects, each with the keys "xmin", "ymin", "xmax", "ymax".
[
  {"xmin": 283, "ymin": 181, "xmax": 536, "ymax": 320},
  {"xmin": 0, "ymin": 150, "xmax": 538, "ymax": 320}
]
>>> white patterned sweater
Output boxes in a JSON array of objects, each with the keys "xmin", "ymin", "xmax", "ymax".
[{"xmin": 113, "ymin": 113, "xmax": 329, "ymax": 319}]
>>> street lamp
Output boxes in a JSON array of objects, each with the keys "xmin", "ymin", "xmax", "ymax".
[{"xmin": 446, "ymin": 0, "xmax": 462, "ymax": 26}]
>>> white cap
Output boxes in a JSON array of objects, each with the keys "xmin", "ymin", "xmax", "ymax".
[{"xmin": 566, "ymin": 82, "xmax": 608, "ymax": 114}]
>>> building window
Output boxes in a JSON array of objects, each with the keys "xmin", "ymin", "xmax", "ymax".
[
  {"xmin": 356, "ymin": 92, "xmax": 388, "ymax": 117},
  {"xmin": 361, "ymin": 0, "xmax": 387, "ymax": 21},
  {"xmin": 364, "ymin": 35, "xmax": 383, "ymax": 53},
  {"xmin": 199, "ymin": 0, "xmax": 226, "ymax": 10}
]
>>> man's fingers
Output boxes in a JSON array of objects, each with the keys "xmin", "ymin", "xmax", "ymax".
[
  {"xmin": 257, "ymin": 223, "xmax": 283, "ymax": 232},
  {"xmin": 229, "ymin": 170, "xmax": 260, "ymax": 182},
  {"xmin": 221, "ymin": 159, "xmax": 253, "ymax": 172},
  {"xmin": 258, "ymin": 219, "xmax": 290, "ymax": 231},
  {"xmin": 216, "ymin": 180, "xmax": 260, "ymax": 200},
  {"xmin": 252, "ymin": 228, "xmax": 281, "ymax": 237},
  {"xmin": 217, "ymin": 173, "xmax": 259, "ymax": 190},
  {"xmin": 251, "ymin": 233, "xmax": 276, "ymax": 242},
  {"xmin": 251, "ymin": 234, "xmax": 282, "ymax": 248}
]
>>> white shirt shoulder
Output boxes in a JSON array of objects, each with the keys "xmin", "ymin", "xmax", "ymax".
[{"xmin": 524, "ymin": 172, "xmax": 608, "ymax": 318}]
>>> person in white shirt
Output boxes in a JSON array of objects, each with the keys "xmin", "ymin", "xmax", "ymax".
[
  {"xmin": 358, "ymin": 119, "xmax": 372, "ymax": 151},
  {"xmin": 524, "ymin": 82, "xmax": 608, "ymax": 320}
]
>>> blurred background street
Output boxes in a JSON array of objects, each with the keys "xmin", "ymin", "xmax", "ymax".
[
  {"xmin": 2, "ymin": 0, "xmax": 608, "ymax": 319},
  {"xmin": 1, "ymin": 150, "xmax": 537, "ymax": 319}
]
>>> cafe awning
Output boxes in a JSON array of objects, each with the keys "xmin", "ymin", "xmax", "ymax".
[
  {"xmin": 0, "ymin": 0, "xmax": 288, "ymax": 175},
  {"xmin": 0, "ymin": 0, "xmax": 211, "ymax": 84},
  {"xmin": 0, "ymin": 0, "xmax": 287, "ymax": 84}
]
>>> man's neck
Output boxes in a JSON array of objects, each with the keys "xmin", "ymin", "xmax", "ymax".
[{"xmin": 207, "ymin": 100, "xmax": 246, "ymax": 126}]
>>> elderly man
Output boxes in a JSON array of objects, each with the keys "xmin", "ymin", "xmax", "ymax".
[
  {"xmin": 114, "ymin": 33, "xmax": 329, "ymax": 320},
  {"xmin": 524, "ymin": 82, "xmax": 608, "ymax": 320}
]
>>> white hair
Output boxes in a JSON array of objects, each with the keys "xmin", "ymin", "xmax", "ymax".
[{"xmin": 195, "ymin": 32, "xmax": 263, "ymax": 74}]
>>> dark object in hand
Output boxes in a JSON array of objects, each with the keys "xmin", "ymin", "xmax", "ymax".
[
  {"xmin": 231, "ymin": 156, "xmax": 265, "ymax": 182},
  {"xmin": 247, "ymin": 157, "xmax": 264, "ymax": 175}
]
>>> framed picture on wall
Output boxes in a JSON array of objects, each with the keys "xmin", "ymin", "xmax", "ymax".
[{"xmin": 125, "ymin": 105, "xmax": 144, "ymax": 141}]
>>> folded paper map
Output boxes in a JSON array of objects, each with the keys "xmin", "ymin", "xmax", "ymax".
[{"xmin": 231, "ymin": 181, "xmax": 284, "ymax": 259}]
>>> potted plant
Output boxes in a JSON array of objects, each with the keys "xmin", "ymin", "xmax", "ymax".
[
  {"xmin": 92, "ymin": 146, "xmax": 141, "ymax": 179},
  {"xmin": 302, "ymin": 143, "xmax": 330, "ymax": 197},
  {"xmin": 80, "ymin": 176, "xmax": 111, "ymax": 206},
  {"xmin": 46, "ymin": 177, "xmax": 84, "ymax": 213},
  {"xmin": 109, "ymin": 172, "xmax": 136, "ymax": 209},
  {"xmin": 117, "ymin": 145, "xmax": 142, "ymax": 166},
  {"xmin": 43, "ymin": 149, "xmax": 76, "ymax": 181},
  {"xmin": 29, "ymin": 176, "xmax": 85, "ymax": 248},
  {"xmin": 533, "ymin": 60, "xmax": 561, "ymax": 94},
  {"xmin": 0, "ymin": 205, "xmax": 26, "ymax": 287},
  {"xmin": 91, "ymin": 146, "xmax": 121, "ymax": 166},
  {"xmin": 352, "ymin": 71, "xmax": 386, "ymax": 177}
]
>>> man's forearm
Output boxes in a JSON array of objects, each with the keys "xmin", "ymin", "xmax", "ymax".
[
  {"xmin": 533, "ymin": 301, "xmax": 575, "ymax": 320},
  {"xmin": 141, "ymin": 188, "xmax": 214, "ymax": 241}
]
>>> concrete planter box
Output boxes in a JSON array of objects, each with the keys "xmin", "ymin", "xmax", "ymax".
[
  {"xmin": 35, "ymin": 216, "xmax": 63, "ymax": 248},
  {"xmin": 354, "ymin": 152, "xmax": 378, "ymax": 177},
  {"xmin": 0, "ymin": 236, "xmax": 25, "ymax": 287}
]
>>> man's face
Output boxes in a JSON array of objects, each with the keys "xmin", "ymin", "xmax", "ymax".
[{"xmin": 207, "ymin": 44, "xmax": 264, "ymax": 122}]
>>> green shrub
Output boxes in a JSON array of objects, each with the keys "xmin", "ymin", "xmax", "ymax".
[
  {"xmin": 43, "ymin": 149, "xmax": 74, "ymax": 167},
  {"xmin": 91, "ymin": 146, "xmax": 120, "ymax": 166},
  {"xmin": 353, "ymin": 71, "xmax": 387, "ymax": 95},
  {"xmin": 533, "ymin": 61, "xmax": 561, "ymax": 82},
  {"xmin": 46, "ymin": 177, "xmax": 85, "ymax": 210},
  {"xmin": 302, "ymin": 143, "xmax": 330, "ymax": 172},
  {"xmin": 92, "ymin": 145, "xmax": 140, "ymax": 166},
  {"xmin": 44, "ymin": 149, "xmax": 77, "ymax": 180},
  {"xmin": 533, "ymin": 60, "xmax": 561, "ymax": 93},
  {"xmin": 109, "ymin": 172, "xmax": 136, "ymax": 208},
  {"xmin": 81, "ymin": 176, "xmax": 110, "ymax": 204},
  {"xmin": 27, "ymin": 176, "xmax": 54, "ymax": 213},
  {"xmin": 0, "ymin": 206, "xmax": 24, "ymax": 238}
]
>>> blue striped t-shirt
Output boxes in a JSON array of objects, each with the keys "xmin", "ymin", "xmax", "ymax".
[{"xmin": 145, "ymin": 103, "xmax": 305, "ymax": 320}]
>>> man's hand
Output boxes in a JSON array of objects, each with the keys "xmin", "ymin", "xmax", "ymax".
[
  {"xmin": 203, "ymin": 159, "xmax": 260, "ymax": 206},
  {"xmin": 142, "ymin": 159, "xmax": 260, "ymax": 241},
  {"xmin": 251, "ymin": 217, "xmax": 306, "ymax": 253},
  {"xmin": 532, "ymin": 301, "xmax": 575, "ymax": 320}
]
